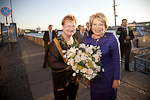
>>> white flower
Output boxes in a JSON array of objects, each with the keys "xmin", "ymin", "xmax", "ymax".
[
  {"xmin": 89, "ymin": 49, "xmax": 93, "ymax": 54},
  {"xmin": 76, "ymin": 69, "xmax": 79, "ymax": 73},
  {"xmin": 97, "ymin": 46, "xmax": 100, "ymax": 49},
  {"xmin": 62, "ymin": 50, "xmax": 66, "ymax": 53},
  {"xmin": 85, "ymin": 62, "xmax": 88, "ymax": 67},
  {"xmin": 93, "ymin": 54, "xmax": 98, "ymax": 58},
  {"xmin": 92, "ymin": 73, "xmax": 97, "ymax": 78},
  {"xmin": 66, "ymin": 51, "xmax": 71, "ymax": 58},
  {"xmin": 93, "ymin": 63, "xmax": 97, "ymax": 68},
  {"xmin": 67, "ymin": 62, "xmax": 70, "ymax": 65},
  {"xmin": 70, "ymin": 47, "xmax": 76, "ymax": 54},
  {"xmin": 86, "ymin": 75, "xmax": 92, "ymax": 80},
  {"xmin": 96, "ymin": 66, "xmax": 101, "ymax": 72},
  {"xmin": 96, "ymin": 50, "xmax": 102, "ymax": 56},
  {"xmin": 72, "ymin": 73, "xmax": 76, "ymax": 76},
  {"xmin": 95, "ymin": 59, "xmax": 99, "ymax": 63},
  {"xmin": 86, "ymin": 47, "xmax": 93, "ymax": 54},
  {"xmin": 63, "ymin": 54, "xmax": 67, "ymax": 58},
  {"xmin": 75, "ymin": 55, "xmax": 81, "ymax": 63},
  {"xmin": 87, "ymin": 57, "xmax": 92, "ymax": 61},
  {"xmin": 69, "ymin": 53, "xmax": 73, "ymax": 58},
  {"xmin": 69, "ymin": 59, "xmax": 74, "ymax": 66},
  {"xmin": 83, "ymin": 74, "xmax": 86, "ymax": 77},
  {"xmin": 72, "ymin": 66, "xmax": 76, "ymax": 71},
  {"xmin": 77, "ymin": 50, "xmax": 82, "ymax": 55},
  {"xmin": 79, "ymin": 43, "xmax": 86, "ymax": 48},
  {"xmin": 81, "ymin": 53, "xmax": 87, "ymax": 61},
  {"xmin": 86, "ymin": 69, "xmax": 93, "ymax": 75},
  {"xmin": 76, "ymin": 48, "xmax": 79, "ymax": 50},
  {"xmin": 80, "ymin": 68, "xmax": 87, "ymax": 73},
  {"xmin": 63, "ymin": 43, "xmax": 103, "ymax": 81},
  {"xmin": 89, "ymin": 45, "xmax": 94, "ymax": 48}
]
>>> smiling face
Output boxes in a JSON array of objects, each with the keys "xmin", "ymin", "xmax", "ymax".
[
  {"xmin": 91, "ymin": 18, "xmax": 105, "ymax": 36},
  {"xmin": 62, "ymin": 20, "xmax": 76, "ymax": 37}
]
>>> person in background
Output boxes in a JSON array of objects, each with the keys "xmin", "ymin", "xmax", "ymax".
[
  {"xmin": 42, "ymin": 25, "xmax": 57, "ymax": 68},
  {"xmin": 135, "ymin": 37, "xmax": 139, "ymax": 48},
  {"xmin": 54, "ymin": 29, "xmax": 58, "ymax": 37},
  {"xmin": 85, "ymin": 22, "xmax": 93, "ymax": 35},
  {"xmin": 49, "ymin": 14, "xmax": 79, "ymax": 100},
  {"xmin": 76, "ymin": 25, "xmax": 81, "ymax": 32},
  {"xmin": 75, "ymin": 25, "xmax": 88, "ymax": 44},
  {"xmin": 117, "ymin": 19, "xmax": 135, "ymax": 71},
  {"xmin": 83, "ymin": 12, "xmax": 121, "ymax": 100}
]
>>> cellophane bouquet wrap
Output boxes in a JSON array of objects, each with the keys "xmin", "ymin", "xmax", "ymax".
[{"xmin": 62, "ymin": 43, "xmax": 104, "ymax": 81}]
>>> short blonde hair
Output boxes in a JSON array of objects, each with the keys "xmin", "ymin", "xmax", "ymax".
[
  {"xmin": 89, "ymin": 12, "xmax": 108, "ymax": 30},
  {"xmin": 62, "ymin": 14, "xmax": 77, "ymax": 26}
]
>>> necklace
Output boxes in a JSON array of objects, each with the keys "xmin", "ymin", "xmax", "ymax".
[{"xmin": 92, "ymin": 34, "xmax": 103, "ymax": 46}]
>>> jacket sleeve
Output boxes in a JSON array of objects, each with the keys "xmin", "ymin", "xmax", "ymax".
[
  {"xmin": 74, "ymin": 32, "xmax": 78, "ymax": 41},
  {"xmin": 116, "ymin": 27, "xmax": 121, "ymax": 35},
  {"xmin": 111, "ymin": 35, "xmax": 121, "ymax": 80},
  {"xmin": 129, "ymin": 30, "xmax": 135, "ymax": 40},
  {"xmin": 49, "ymin": 42, "xmax": 68, "ymax": 70},
  {"xmin": 43, "ymin": 32, "xmax": 49, "ymax": 44}
]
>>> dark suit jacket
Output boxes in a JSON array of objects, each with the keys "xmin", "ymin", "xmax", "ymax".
[
  {"xmin": 74, "ymin": 31, "xmax": 88, "ymax": 44},
  {"xmin": 117, "ymin": 27, "xmax": 134, "ymax": 48},
  {"xmin": 43, "ymin": 31, "xmax": 57, "ymax": 49},
  {"xmin": 85, "ymin": 28, "xmax": 93, "ymax": 35}
]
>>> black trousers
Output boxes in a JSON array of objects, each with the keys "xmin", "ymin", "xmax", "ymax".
[
  {"xmin": 121, "ymin": 43, "xmax": 131, "ymax": 70},
  {"xmin": 43, "ymin": 47, "xmax": 49, "ymax": 67},
  {"xmin": 54, "ymin": 82, "xmax": 78, "ymax": 100}
]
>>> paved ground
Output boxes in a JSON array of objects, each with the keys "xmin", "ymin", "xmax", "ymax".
[
  {"xmin": 0, "ymin": 37, "xmax": 150, "ymax": 100},
  {"xmin": 0, "ymin": 43, "xmax": 33, "ymax": 100}
]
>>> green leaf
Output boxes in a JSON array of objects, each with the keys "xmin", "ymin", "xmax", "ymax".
[
  {"xmin": 75, "ymin": 41, "xmax": 79, "ymax": 48},
  {"xmin": 79, "ymin": 48, "xmax": 85, "ymax": 52},
  {"xmin": 84, "ymin": 52, "xmax": 92, "ymax": 58},
  {"xmin": 87, "ymin": 59, "xmax": 94, "ymax": 69},
  {"xmin": 71, "ymin": 53, "xmax": 76, "ymax": 58},
  {"xmin": 75, "ymin": 63, "xmax": 83, "ymax": 70},
  {"xmin": 78, "ymin": 61, "xmax": 85, "ymax": 66},
  {"xmin": 92, "ymin": 48, "xmax": 97, "ymax": 54},
  {"xmin": 96, "ymin": 61, "xmax": 102, "ymax": 66}
]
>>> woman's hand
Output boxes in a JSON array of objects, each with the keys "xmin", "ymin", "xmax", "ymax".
[
  {"xmin": 66, "ymin": 67, "xmax": 71, "ymax": 70},
  {"xmin": 112, "ymin": 80, "xmax": 120, "ymax": 89}
]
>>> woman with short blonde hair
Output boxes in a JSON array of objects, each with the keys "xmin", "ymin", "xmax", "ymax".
[
  {"xmin": 89, "ymin": 12, "xmax": 108, "ymax": 31},
  {"xmin": 84, "ymin": 12, "xmax": 121, "ymax": 100}
]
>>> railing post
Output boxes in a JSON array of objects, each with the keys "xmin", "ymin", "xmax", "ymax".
[
  {"xmin": 144, "ymin": 61, "xmax": 146, "ymax": 73},
  {"xmin": 134, "ymin": 57, "xmax": 136, "ymax": 71}
]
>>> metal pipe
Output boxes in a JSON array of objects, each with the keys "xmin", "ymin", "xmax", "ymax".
[
  {"xmin": 113, "ymin": 0, "xmax": 117, "ymax": 35},
  {"xmin": 10, "ymin": 0, "xmax": 13, "ymax": 23}
]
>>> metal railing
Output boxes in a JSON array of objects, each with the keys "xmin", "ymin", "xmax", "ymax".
[
  {"xmin": 131, "ymin": 47, "xmax": 150, "ymax": 55},
  {"xmin": 130, "ymin": 47, "xmax": 150, "ymax": 61},
  {"xmin": 134, "ymin": 53, "xmax": 150, "ymax": 74}
]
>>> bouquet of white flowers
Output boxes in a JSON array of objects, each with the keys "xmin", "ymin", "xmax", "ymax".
[{"xmin": 62, "ymin": 43, "xmax": 104, "ymax": 81}]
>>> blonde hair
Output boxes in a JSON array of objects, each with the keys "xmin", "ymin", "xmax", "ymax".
[
  {"xmin": 89, "ymin": 12, "xmax": 108, "ymax": 30},
  {"xmin": 62, "ymin": 14, "xmax": 77, "ymax": 26}
]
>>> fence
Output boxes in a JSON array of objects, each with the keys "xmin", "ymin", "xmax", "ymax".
[
  {"xmin": 134, "ymin": 53, "xmax": 150, "ymax": 74},
  {"xmin": 132, "ymin": 47, "xmax": 150, "ymax": 74}
]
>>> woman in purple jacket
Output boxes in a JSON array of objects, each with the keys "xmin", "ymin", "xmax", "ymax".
[{"xmin": 83, "ymin": 12, "xmax": 121, "ymax": 100}]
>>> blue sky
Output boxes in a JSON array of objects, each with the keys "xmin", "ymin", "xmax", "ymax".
[{"xmin": 0, "ymin": 0, "xmax": 150, "ymax": 30}]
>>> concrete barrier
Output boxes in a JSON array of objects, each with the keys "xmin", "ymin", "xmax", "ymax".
[{"xmin": 24, "ymin": 35, "xmax": 44, "ymax": 47}]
